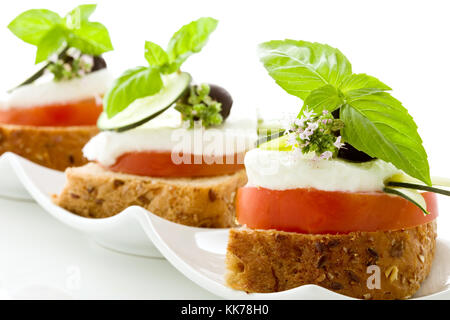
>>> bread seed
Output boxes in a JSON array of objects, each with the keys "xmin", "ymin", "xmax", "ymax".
[
  {"xmin": 316, "ymin": 274, "xmax": 326, "ymax": 282},
  {"xmin": 113, "ymin": 179, "xmax": 125, "ymax": 188},
  {"xmin": 363, "ymin": 293, "xmax": 371, "ymax": 300},
  {"xmin": 70, "ymin": 193, "xmax": 80, "ymax": 199},
  {"xmin": 367, "ymin": 248, "xmax": 379, "ymax": 259},
  {"xmin": 345, "ymin": 270, "xmax": 360, "ymax": 283},
  {"xmin": 418, "ymin": 254, "xmax": 425, "ymax": 263},
  {"xmin": 330, "ymin": 282, "xmax": 343, "ymax": 290},
  {"xmin": 390, "ymin": 240, "xmax": 404, "ymax": 258},
  {"xmin": 208, "ymin": 189, "xmax": 217, "ymax": 202},
  {"xmin": 315, "ymin": 241, "xmax": 326, "ymax": 253},
  {"xmin": 385, "ymin": 266, "xmax": 399, "ymax": 282},
  {"xmin": 317, "ymin": 255, "xmax": 327, "ymax": 268},
  {"xmin": 327, "ymin": 239, "xmax": 340, "ymax": 248},
  {"xmin": 138, "ymin": 195, "xmax": 150, "ymax": 205}
]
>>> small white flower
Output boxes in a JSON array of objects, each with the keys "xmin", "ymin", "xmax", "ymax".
[
  {"xmin": 294, "ymin": 117, "xmax": 306, "ymax": 127},
  {"xmin": 333, "ymin": 136, "xmax": 345, "ymax": 149},
  {"xmin": 303, "ymin": 109, "xmax": 316, "ymax": 120},
  {"xmin": 67, "ymin": 47, "xmax": 81, "ymax": 59},
  {"xmin": 80, "ymin": 55, "xmax": 94, "ymax": 71},
  {"xmin": 307, "ymin": 122, "xmax": 319, "ymax": 131},
  {"xmin": 320, "ymin": 151, "xmax": 333, "ymax": 160},
  {"xmin": 63, "ymin": 63, "xmax": 72, "ymax": 71},
  {"xmin": 299, "ymin": 132, "xmax": 309, "ymax": 140},
  {"xmin": 322, "ymin": 110, "xmax": 329, "ymax": 115},
  {"xmin": 299, "ymin": 128, "xmax": 314, "ymax": 141}
]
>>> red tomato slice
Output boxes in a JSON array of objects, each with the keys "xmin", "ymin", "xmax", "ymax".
[
  {"xmin": 0, "ymin": 97, "xmax": 102, "ymax": 127},
  {"xmin": 107, "ymin": 151, "xmax": 246, "ymax": 177},
  {"xmin": 237, "ymin": 187, "xmax": 438, "ymax": 234}
]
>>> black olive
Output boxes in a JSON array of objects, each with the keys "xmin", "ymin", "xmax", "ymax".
[
  {"xmin": 338, "ymin": 143, "xmax": 375, "ymax": 163},
  {"xmin": 208, "ymin": 84, "xmax": 233, "ymax": 120},
  {"xmin": 331, "ymin": 108, "xmax": 374, "ymax": 162},
  {"xmin": 92, "ymin": 56, "xmax": 107, "ymax": 72},
  {"xmin": 331, "ymin": 108, "xmax": 340, "ymax": 119}
]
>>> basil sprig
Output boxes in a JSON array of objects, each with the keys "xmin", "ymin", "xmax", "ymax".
[
  {"xmin": 259, "ymin": 40, "xmax": 431, "ymax": 186},
  {"xmin": 8, "ymin": 4, "xmax": 113, "ymax": 64},
  {"xmin": 104, "ymin": 17, "xmax": 218, "ymax": 118}
]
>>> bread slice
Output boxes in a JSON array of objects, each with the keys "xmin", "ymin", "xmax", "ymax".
[
  {"xmin": 54, "ymin": 163, "xmax": 247, "ymax": 228},
  {"xmin": 0, "ymin": 124, "xmax": 98, "ymax": 171},
  {"xmin": 226, "ymin": 221, "xmax": 436, "ymax": 299}
]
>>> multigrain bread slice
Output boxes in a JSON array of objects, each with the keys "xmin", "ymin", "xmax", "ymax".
[
  {"xmin": 226, "ymin": 221, "xmax": 437, "ymax": 300},
  {"xmin": 54, "ymin": 163, "xmax": 247, "ymax": 228},
  {"xmin": 0, "ymin": 124, "xmax": 98, "ymax": 171}
]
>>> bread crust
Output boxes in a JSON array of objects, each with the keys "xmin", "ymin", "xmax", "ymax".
[
  {"xmin": 0, "ymin": 124, "xmax": 98, "ymax": 171},
  {"xmin": 226, "ymin": 221, "xmax": 437, "ymax": 299},
  {"xmin": 54, "ymin": 163, "xmax": 247, "ymax": 228}
]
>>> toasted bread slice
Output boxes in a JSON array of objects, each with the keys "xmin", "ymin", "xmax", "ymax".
[
  {"xmin": 0, "ymin": 124, "xmax": 98, "ymax": 171},
  {"xmin": 226, "ymin": 222, "xmax": 436, "ymax": 299},
  {"xmin": 54, "ymin": 163, "xmax": 247, "ymax": 228}
]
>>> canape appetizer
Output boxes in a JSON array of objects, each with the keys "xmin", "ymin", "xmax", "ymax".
[
  {"xmin": 54, "ymin": 18, "xmax": 256, "ymax": 228},
  {"xmin": 226, "ymin": 40, "xmax": 450, "ymax": 299},
  {"xmin": 0, "ymin": 4, "xmax": 113, "ymax": 170}
]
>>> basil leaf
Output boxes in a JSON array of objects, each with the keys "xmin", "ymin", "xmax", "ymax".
[
  {"xmin": 145, "ymin": 41, "xmax": 169, "ymax": 67},
  {"xmin": 341, "ymin": 92, "xmax": 431, "ymax": 185},
  {"xmin": 68, "ymin": 22, "xmax": 113, "ymax": 55},
  {"xmin": 259, "ymin": 40, "xmax": 352, "ymax": 100},
  {"xmin": 66, "ymin": 4, "xmax": 97, "ymax": 27},
  {"xmin": 35, "ymin": 26, "xmax": 66, "ymax": 63},
  {"xmin": 301, "ymin": 74, "xmax": 392, "ymax": 115},
  {"xmin": 104, "ymin": 67, "xmax": 163, "ymax": 118},
  {"xmin": 167, "ymin": 17, "xmax": 218, "ymax": 70},
  {"xmin": 339, "ymin": 73, "xmax": 391, "ymax": 99},
  {"xmin": 301, "ymin": 85, "xmax": 343, "ymax": 115},
  {"xmin": 8, "ymin": 9, "xmax": 62, "ymax": 45}
]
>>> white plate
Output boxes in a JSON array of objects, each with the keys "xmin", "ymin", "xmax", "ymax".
[
  {"xmin": 2, "ymin": 151, "xmax": 450, "ymax": 299},
  {"xmin": 135, "ymin": 210, "xmax": 450, "ymax": 300},
  {"xmin": 0, "ymin": 152, "xmax": 162, "ymax": 258}
]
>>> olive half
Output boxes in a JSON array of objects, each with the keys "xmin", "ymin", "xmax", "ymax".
[
  {"xmin": 332, "ymin": 108, "xmax": 375, "ymax": 162},
  {"xmin": 208, "ymin": 84, "xmax": 233, "ymax": 121},
  {"xmin": 92, "ymin": 56, "xmax": 107, "ymax": 72}
]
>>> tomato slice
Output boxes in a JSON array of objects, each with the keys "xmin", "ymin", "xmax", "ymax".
[
  {"xmin": 107, "ymin": 151, "xmax": 246, "ymax": 177},
  {"xmin": 0, "ymin": 97, "xmax": 102, "ymax": 127},
  {"xmin": 237, "ymin": 187, "xmax": 438, "ymax": 234}
]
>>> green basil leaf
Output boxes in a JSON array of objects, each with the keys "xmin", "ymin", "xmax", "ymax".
[
  {"xmin": 145, "ymin": 41, "xmax": 169, "ymax": 67},
  {"xmin": 341, "ymin": 92, "xmax": 431, "ymax": 185},
  {"xmin": 104, "ymin": 67, "xmax": 163, "ymax": 118},
  {"xmin": 68, "ymin": 21, "xmax": 113, "ymax": 55},
  {"xmin": 167, "ymin": 17, "xmax": 218, "ymax": 70},
  {"xmin": 301, "ymin": 85, "xmax": 343, "ymax": 115},
  {"xmin": 339, "ymin": 73, "xmax": 391, "ymax": 99},
  {"xmin": 35, "ymin": 26, "xmax": 66, "ymax": 64},
  {"xmin": 259, "ymin": 40, "xmax": 352, "ymax": 100},
  {"xmin": 8, "ymin": 9, "xmax": 63, "ymax": 45},
  {"xmin": 65, "ymin": 4, "xmax": 97, "ymax": 28}
]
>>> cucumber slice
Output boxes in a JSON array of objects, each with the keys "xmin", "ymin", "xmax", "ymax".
[{"xmin": 98, "ymin": 72, "xmax": 191, "ymax": 132}]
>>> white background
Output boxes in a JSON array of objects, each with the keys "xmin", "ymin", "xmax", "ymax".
[
  {"xmin": 0, "ymin": 0, "xmax": 449, "ymax": 299},
  {"xmin": 0, "ymin": 0, "xmax": 449, "ymax": 175}
]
